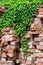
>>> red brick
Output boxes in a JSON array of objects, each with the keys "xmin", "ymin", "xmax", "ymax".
[
  {"xmin": 0, "ymin": 61, "xmax": 13, "ymax": 65},
  {"xmin": 0, "ymin": 6, "xmax": 5, "ymax": 12},
  {"xmin": 39, "ymin": 33, "xmax": 43, "ymax": 37},
  {"xmin": 26, "ymin": 60, "xmax": 32, "ymax": 64},
  {"xmin": 39, "ymin": 8, "xmax": 43, "ymax": 14},
  {"xmin": 33, "ymin": 53, "xmax": 43, "ymax": 58},
  {"xmin": 37, "ymin": 58, "xmax": 43, "ymax": 62},
  {"xmin": 35, "ymin": 61, "xmax": 43, "ymax": 65},
  {"xmin": 37, "ymin": 14, "xmax": 43, "ymax": 18},
  {"xmin": 37, "ymin": 45, "xmax": 43, "ymax": 50},
  {"xmin": 21, "ymin": 59, "xmax": 26, "ymax": 64},
  {"xmin": 30, "ymin": 49, "xmax": 41, "ymax": 53}
]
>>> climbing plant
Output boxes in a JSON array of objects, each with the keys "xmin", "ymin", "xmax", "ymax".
[{"xmin": 0, "ymin": 0, "xmax": 39, "ymax": 52}]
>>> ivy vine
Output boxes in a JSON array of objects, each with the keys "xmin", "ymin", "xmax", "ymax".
[{"xmin": 0, "ymin": 0, "xmax": 39, "ymax": 52}]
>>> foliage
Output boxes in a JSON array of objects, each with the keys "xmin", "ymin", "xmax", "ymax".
[{"xmin": 0, "ymin": 0, "xmax": 39, "ymax": 52}]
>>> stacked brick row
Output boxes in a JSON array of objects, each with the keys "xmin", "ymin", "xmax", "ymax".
[
  {"xmin": 0, "ymin": 27, "xmax": 20, "ymax": 65},
  {"xmin": 21, "ymin": 31, "xmax": 43, "ymax": 65},
  {"xmin": 34, "ymin": 33, "xmax": 43, "ymax": 65},
  {"xmin": 28, "ymin": 32, "xmax": 43, "ymax": 65}
]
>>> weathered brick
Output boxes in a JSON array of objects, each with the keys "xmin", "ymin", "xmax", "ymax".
[
  {"xmin": 39, "ymin": 42, "xmax": 43, "ymax": 45},
  {"xmin": 0, "ymin": 6, "xmax": 5, "ymax": 12},
  {"xmin": 21, "ymin": 59, "xmax": 26, "ymax": 64},
  {"xmin": 20, "ymin": 63, "xmax": 26, "ymax": 65},
  {"xmin": 0, "ymin": 61, "xmax": 14, "ymax": 65},
  {"xmin": 39, "ymin": 33, "xmax": 43, "ymax": 37},
  {"xmin": 30, "ymin": 31, "xmax": 40, "ymax": 34},
  {"xmin": 27, "ymin": 56, "xmax": 33, "ymax": 61},
  {"xmin": 30, "ymin": 49, "xmax": 41, "ymax": 53},
  {"xmin": 26, "ymin": 60, "xmax": 32, "ymax": 64},
  {"xmin": 39, "ymin": 8, "xmax": 43, "ymax": 14},
  {"xmin": 33, "ymin": 53, "xmax": 43, "ymax": 58},
  {"xmin": 37, "ymin": 58, "xmax": 43, "ymax": 62},
  {"xmin": 29, "ymin": 45, "xmax": 35, "ymax": 49},
  {"xmin": 34, "ymin": 37, "xmax": 43, "ymax": 42},
  {"xmin": 37, "ymin": 45, "xmax": 43, "ymax": 50},
  {"xmin": 34, "ymin": 37, "xmax": 41, "ymax": 42},
  {"xmin": 27, "ymin": 56, "xmax": 36, "ymax": 62},
  {"xmin": 35, "ymin": 61, "xmax": 43, "ymax": 65}
]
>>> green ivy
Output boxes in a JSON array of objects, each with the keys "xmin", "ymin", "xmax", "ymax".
[{"xmin": 0, "ymin": 1, "xmax": 39, "ymax": 52}]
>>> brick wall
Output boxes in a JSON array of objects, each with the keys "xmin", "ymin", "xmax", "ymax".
[{"xmin": 0, "ymin": 5, "xmax": 43, "ymax": 65}]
